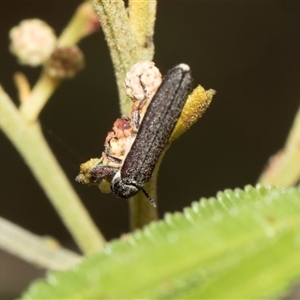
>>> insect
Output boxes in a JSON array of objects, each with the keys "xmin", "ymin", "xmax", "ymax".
[{"xmin": 77, "ymin": 64, "xmax": 192, "ymax": 207}]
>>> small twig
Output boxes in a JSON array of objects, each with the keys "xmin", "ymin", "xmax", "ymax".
[
  {"xmin": 258, "ymin": 106, "xmax": 300, "ymax": 187},
  {"xmin": 13, "ymin": 72, "xmax": 31, "ymax": 103},
  {"xmin": 19, "ymin": 73, "xmax": 60, "ymax": 122},
  {"xmin": 19, "ymin": 2, "xmax": 97, "ymax": 123},
  {"xmin": 58, "ymin": 2, "xmax": 98, "ymax": 47},
  {"xmin": 1, "ymin": 2, "xmax": 108, "ymax": 260},
  {"xmin": 0, "ymin": 217, "xmax": 81, "ymax": 271},
  {"xmin": 0, "ymin": 87, "xmax": 106, "ymax": 254}
]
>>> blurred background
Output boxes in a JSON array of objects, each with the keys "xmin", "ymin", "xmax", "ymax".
[{"xmin": 1, "ymin": 1, "xmax": 300, "ymax": 298}]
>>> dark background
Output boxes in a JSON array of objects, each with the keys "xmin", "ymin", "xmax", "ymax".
[{"xmin": 1, "ymin": 1, "xmax": 300, "ymax": 299}]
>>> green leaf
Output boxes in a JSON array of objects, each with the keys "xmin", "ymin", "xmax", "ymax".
[{"xmin": 21, "ymin": 185, "xmax": 300, "ymax": 299}]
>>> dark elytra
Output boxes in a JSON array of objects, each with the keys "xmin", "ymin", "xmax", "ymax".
[{"xmin": 110, "ymin": 64, "xmax": 192, "ymax": 202}]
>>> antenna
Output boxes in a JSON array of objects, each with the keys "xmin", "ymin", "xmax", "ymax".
[{"xmin": 141, "ymin": 188, "xmax": 156, "ymax": 208}]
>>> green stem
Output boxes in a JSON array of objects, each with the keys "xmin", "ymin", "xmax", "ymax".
[
  {"xmin": 58, "ymin": 2, "xmax": 96, "ymax": 47},
  {"xmin": 127, "ymin": 0, "xmax": 158, "ymax": 229},
  {"xmin": 0, "ymin": 87, "xmax": 105, "ymax": 254},
  {"xmin": 20, "ymin": 3, "xmax": 97, "ymax": 123},
  {"xmin": 258, "ymin": 106, "xmax": 300, "ymax": 187},
  {"xmin": 92, "ymin": 0, "xmax": 158, "ymax": 230},
  {"xmin": 92, "ymin": 0, "xmax": 139, "ymax": 115},
  {"xmin": 0, "ymin": 217, "xmax": 81, "ymax": 270},
  {"xmin": 128, "ymin": 0, "xmax": 156, "ymax": 60},
  {"xmin": 19, "ymin": 73, "xmax": 60, "ymax": 123},
  {"xmin": 129, "ymin": 161, "xmax": 160, "ymax": 229}
]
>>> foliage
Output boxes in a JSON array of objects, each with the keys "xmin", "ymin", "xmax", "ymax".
[{"xmin": 21, "ymin": 185, "xmax": 300, "ymax": 299}]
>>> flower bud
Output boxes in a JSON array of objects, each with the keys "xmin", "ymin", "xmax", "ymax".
[
  {"xmin": 44, "ymin": 46, "xmax": 85, "ymax": 80},
  {"xmin": 9, "ymin": 19, "xmax": 56, "ymax": 67}
]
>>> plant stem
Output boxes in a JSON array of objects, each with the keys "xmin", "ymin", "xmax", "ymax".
[
  {"xmin": 19, "ymin": 2, "xmax": 97, "ymax": 123},
  {"xmin": 258, "ymin": 106, "xmax": 300, "ymax": 187},
  {"xmin": 58, "ymin": 2, "xmax": 97, "ymax": 47},
  {"xmin": 128, "ymin": 0, "xmax": 156, "ymax": 60},
  {"xmin": 129, "ymin": 160, "xmax": 160, "ymax": 229},
  {"xmin": 92, "ymin": 0, "xmax": 139, "ymax": 115},
  {"xmin": 127, "ymin": 0, "xmax": 158, "ymax": 229},
  {"xmin": 19, "ymin": 73, "xmax": 60, "ymax": 122},
  {"xmin": 0, "ymin": 217, "xmax": 81, "ymax": 270},
  {"xmin": 93, "ymin": 0, "xmax": 159, "ymax": 230},
  {"xmin": 0, "ymin": 87, "xmax": 105, "ymax": 254},
  {"xmin": 13, "ymin": 72, "xmax": 31, "ymax": 103}
]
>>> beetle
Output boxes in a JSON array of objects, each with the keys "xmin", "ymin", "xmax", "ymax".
[{"xmin": 79, "ymin": 64, "xmax": 192, "ymax": 207}]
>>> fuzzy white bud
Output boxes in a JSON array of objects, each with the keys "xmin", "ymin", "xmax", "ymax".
[{"xmin": 9, "ymin": 19, "xmax": 57, "ymax": 67}]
